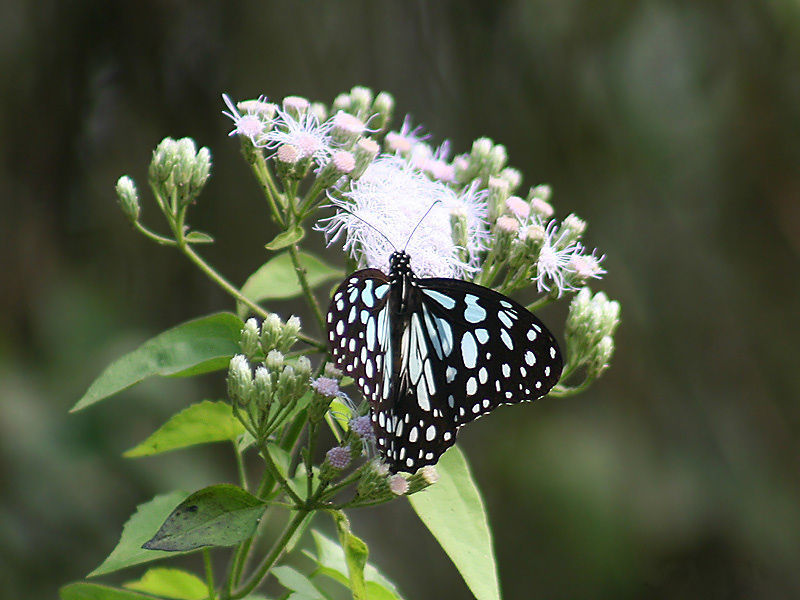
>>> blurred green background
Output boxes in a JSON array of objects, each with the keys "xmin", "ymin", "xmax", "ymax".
[{"xmin": 2, "ymin": 1, "xmax": 800, "ymax": 598}]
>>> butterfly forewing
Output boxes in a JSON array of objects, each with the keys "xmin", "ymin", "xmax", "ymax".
[{"xmin": 327, "ymin": 269, "xmax": 391, "ymax": 404}]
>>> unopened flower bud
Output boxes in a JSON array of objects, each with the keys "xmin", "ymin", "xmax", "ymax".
[
  {"xmin": 253, "ymin": 365, "xmax": 273, "ymax": 408},
  {"xmin": 265, "ymin": 349, "xmax": 285, "ymax": 372},
  {"xmin": 370, "ymin": 91, "xmax": 394, "ymax": 132},
  {"xmin": 324, "ymin": 364, "xmax": 343, "ymax": 380},
  {"xmin": 332, "ymin": 93, "xmax": 352, "ymax": 113},
  {"xmin": 505, "ymin": 196, "xmax": 530, "ymax": 220},
  {"xmin": 521, "ymin": 222, "xmax": 546, "ymax": 246},
  {"xmin": 240, "ymin": 318, "xmax": 261, "ymax": 358},
  {"xmin": 589, "ymin": 335, "xmax": 615, "ymax": 376},
  {"xmin": 496, "ymin": 216, "xmax": 520, "ymax": 235},
  {"xmin": 453, "ymin": 155, "xmax": 473, "ymax": 183},
  {"xmin": 406, "ymin": 465, "xmax": 440, "ymax": 494},
  {"xmin": 275, "ymin": 144, "xmax": 302, "ymax": 180},
  {"xmin": 191, "ymin": 147, "xmax": 212, "ymax": 193},
  {"xmin": 293, "ymin": 356, "xmax": 312, "ymax": 381},
  {"xmin": 570, "ymin": 253, "xmax": 606, "ymax": 284},
  {"xmin": 349, "ymin": 86, "xmax": 373, "ymax": 117},
  {"xmin": 471, "ymin": 137, "xmax": 493, "ymax": 163},
  {"xmin": 351, "ymin": 138, "xmax": 380, "ymax": 179},
  {"xmin": 277, "ymin": 365, "xmax": 296, "ymax": 402},
  {"xmin": 227, "ymin": 354, "xmax": 253, "ymax": 406},
  {"xmin": 260, "ymin": 314, "xmax": 283, "ymax": 351},
  {"xmin": 238, "ymin": 99, "xmax": 277, "ymax": 123},
  {"xmin": 278, "ymin": 316, "xmax": 301, "ymax": 352},
  {"xmin": 115, "ymin": 176, "xmax": 140, "ymax": 223},
  {"xmin": 559, "ymin": 213, "xmax": 586, "ymax": 245},
  {"xmin": 487, "ymin": 143, "xmax": 507, "ymax": 174},
  {"xmin": 317, "ymin": 150, "xmax": 356, "ymax": 187},
  {"xmin": 530, "ymin": 197, "xmax": 554, "ymax": 219},
  {"xmin": 450, "ymin": 207, "xmax": 469, "ymax": 251},
  {"xmin": 282, "ymin": 95, "xmax": 309, "ymax": 119},
  {"xmin": 389, "ymin": 474, "xmax": 409, "ymax": 495},
  {"xmin": 309, "ymin": 102, "xmax": 327, "ymax": 123},
  {"xmin": 487, "ymin": 176, "xmax": 510, "ymax": 221},
  {"xmin": 499, "ymin": 167, "xmax": 522, "ymax": 194},
  {"xmin": 529, "ymin": 184, "xmax": 552, "ymax": 203},
  {"xmin": 330, "ymin": 111, "xmax": 365, "ymax": 146}
]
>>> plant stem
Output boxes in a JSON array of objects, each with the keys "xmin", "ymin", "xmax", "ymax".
[
  {"xmin": 133, "ymin": 222, "xmax": 179, "ymax": 246},
  {"xmin": 287, "ymin": 243, "xmax": 327, "ymax": 332},
  {"xmin": 233, "ymin": 442, "xmax": 248, "ymax": 491},
  {"xmin": 231, "ymin": 510, "xmax": 310, "ymax": 599},
  {"xmin": 526, "ymin": 291, "xmax": 558, "ymax": 313},
  {"xmin": 259, "ymin": 440, "xmax": 304, "ymax": 507},
  {"xmin": 178, "ymin": 242, "xmax": 325, "ymax": 350},
  {"xmin": 203, "ymin": 549, "xmax": 217, "ymax": 600}
]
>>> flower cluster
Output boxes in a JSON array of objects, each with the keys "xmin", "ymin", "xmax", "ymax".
[{"xmin": 226, "ymin": 316, "xmax": 310, "ymax": 437}]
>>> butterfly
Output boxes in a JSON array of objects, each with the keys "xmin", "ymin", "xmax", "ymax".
[{"xmin": 327, "ymin": 250, "xmax": 563, "ymax": 473}]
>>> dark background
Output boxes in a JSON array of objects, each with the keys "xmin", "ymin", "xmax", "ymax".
[{"xmin": 2, "ymin": 1, "xmax": 800, "ymax": 598}]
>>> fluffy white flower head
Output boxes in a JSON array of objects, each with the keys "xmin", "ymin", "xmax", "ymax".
[
  {"xmin": 319, "ymin": 156, "xmax": 487, "ymax": 278},
  {"xmin": 261, "ymin": 106, "xmax": 334, "ymax": 166},
  {"xmin": 534, "ymin": 219, "xmax": 584, "ymax": 296},
  {"xmin": 222, "ymin": 94, "xmax": 271, "ymax": 145}
]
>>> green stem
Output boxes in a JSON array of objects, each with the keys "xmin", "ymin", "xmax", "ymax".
[
  {"xmin": 231, "ymin": 510, "xmax": 310, "ymax": 599},
  {"xmin": 246, "ymin": 146, "xmax": 286, "ymax": 228},
  {"xmin": 203, "ymin": 549, "xmax": 217, "ymax": 600},
  {"xmin": 178, "ymin": 242, "xmax": 325, "ymax": 350},
  {"xmin": 259, "ymin": 440, "xmax": 304, "ymax": 507},
  {"xmin": 526, "ymin": 291, "xmax": 558, "ymax": 313},
  {"xmin": 133, "ymin": 222, "xmax": 178, "ymax": 247},
  {"xmin": 233, "ymin": 442, "xmax": 248, "ymax": 491},
  {"xmin": 550, "ymin": 376, "xmax": 593, "ymax": 398},
  {"xmin": 320, "ymin": 464, "xmax": 367, "ymax": 501},
  {"xmin": 287, "ymin": 244, "xmax": 326, "ymax": 332}
]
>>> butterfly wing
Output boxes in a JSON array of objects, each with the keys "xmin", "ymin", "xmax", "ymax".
[
  {"xmin": 327, "ymin": 269, "xmax": 392, "ymax": 404},
  {"xmin": 417, "ymin": 278, "xmax": 563, "ymax": 423},
  {"xmin": 373, "ymin": 278, "xmax": 563, "ymax": 472}
]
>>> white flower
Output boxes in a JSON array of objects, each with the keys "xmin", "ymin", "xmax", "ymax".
[
  {"xmin": 261, "ymin": 106, "xmax": 334, "ymax": 166},
  {"xmin": 318, "ymin": 155, "xmax": 486, "ymax": 278},
  {"xmin": 222, "ymin": 94, "xmax": 274, "ymax": 145},
  {"xmin": 533, "ymin": 219, "xmax": 584, "ymax": 296}
]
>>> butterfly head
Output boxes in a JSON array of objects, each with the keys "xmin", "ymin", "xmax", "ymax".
[{"xmin": 388, "ymin": 251, "xmax": 413, "ymax": 280}]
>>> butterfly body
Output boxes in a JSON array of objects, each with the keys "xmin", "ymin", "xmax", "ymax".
[{"xmin": 327, "ymin": 251, "xmax": 562, "ymax": 473}]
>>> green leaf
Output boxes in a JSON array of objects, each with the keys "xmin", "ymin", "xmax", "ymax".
[
  {"xmin": 331, "ymin": 511, "xmax": 368, "ymax": 600},
  {"xmin": 408, "ymin": 445, "xmax": 500, "ymax": 600},
  {"xmin": 307, "ymin": 530, "xmax": 402, "ymax": 600},
  {"xmin": 237, "ymin": 251, "xmax": 343, "ymax": 317},
  {"xmin": 184, "ymin": 231, "xmax": 215, "ymax": 244},
  {"xmin": 328, "ymin": 399, "xmax": 350, "ymax": 432},
  {"xmin": 143, "ymin": 484, "xmax": 266, "ymax": 551},
  {"xmin": 73, "ymin": 313, "xmax": 244, "ymax": 412},
  {"xmin": 124, "ymin": 400, "xmax": 244, "ymax": 457},
  {"xmin": 89, "ymin": 491, "xmax": 193, "ymax": 577},
  {"xmin": 273, "ymin": 565, "xmax": 325, "ymax": 599},
  {"xmin": 61, "ymin": 583, "xmax": 157, "ymax": 600},
  {"xmin": 124, "ymin": 568, "xmax": 207, "ymax": 600},
  {"xmin": 264, "ymin": 226, "xmax": 305, "ymax": 251}
]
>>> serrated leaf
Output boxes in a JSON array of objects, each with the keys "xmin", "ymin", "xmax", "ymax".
[
  {"xmin": 124, "ymin": 568, "xmax": 207, "ymax": 600},
  {"xmin": 273, "ymin": 566, "xmax": 325, "ymax": 599},
  {"xmin": 124, "ymin": 400, "xmax": 244, "ymax": 457},
  {"xmin": 184, "ymin": 231, "xmax": 215, "ymax": 244},
  {"xmin": 264, "ymin": 226, "xmax": 305, "ymax": 250},
  {"xmin": 61, "ymin": 583, "xmax": 157, "ymax": 600},
  {"xmin": 89, "ymin": 491, "xmax": 192, "ymax": 577},
  {"xmin": 143, "ymin": 484, "xmax": 266, "ymax": 551},
  {"xmin": 307, "ymin": 530, "xmax": 402, "ymax": 600},
  {"xmin": 408, "ymin": 445, "xmax": 500, "ymax": 600},
  {"xmin": 237, "ymin": 251, "xmax": 343, "ymax": 318},
  {"xmin": 73, "ymin": 313, "xmax": 243, "ymax": 412}
]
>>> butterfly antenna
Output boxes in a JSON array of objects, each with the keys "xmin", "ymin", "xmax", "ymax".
[
  {"xmin": 332, "ymin": 204, "xmax": 397, "ymax": 251},
  {"xmin": 403, "ymin": 200, "xmax": 442, "ymax": 252}
]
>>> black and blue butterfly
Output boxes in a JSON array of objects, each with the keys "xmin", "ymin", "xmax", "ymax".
[{"xmin": 326, "ymin": 249, "xmax": 563, "ymax": 473}]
